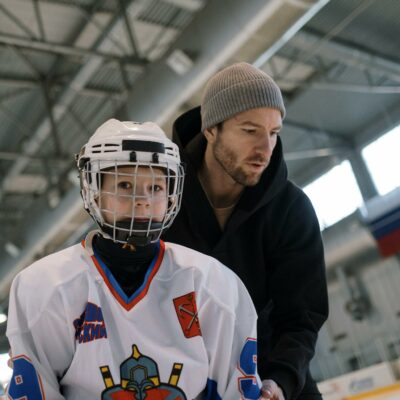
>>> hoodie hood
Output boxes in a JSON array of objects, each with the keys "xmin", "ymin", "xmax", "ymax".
[{"xmin": 172, "ymin": 106, "xmax": 289, "ymax": 220}]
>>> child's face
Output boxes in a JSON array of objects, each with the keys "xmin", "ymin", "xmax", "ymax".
[{"xmin": 98, "ymin": 166, "xmax": 168, "ymax": 224}]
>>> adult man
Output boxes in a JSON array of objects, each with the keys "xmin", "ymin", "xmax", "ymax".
[{"xmin": 163, "ymin": 62, "xmax": 329, "ymax": 399}]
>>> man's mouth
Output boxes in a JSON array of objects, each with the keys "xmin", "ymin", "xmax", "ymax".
[{"xmin": 247, "ymin": 161, "xmax": 267, "ymax": 170}]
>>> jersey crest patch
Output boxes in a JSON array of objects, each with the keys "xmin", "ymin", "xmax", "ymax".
[
  {"xmin": 173, "ymin": 292, "xmax": 202, "ymax": 338},
  {"xmin": 100, "ymin": 344, "xmax": 186, "ymax": 399},
  {"xmin": 73, "ymin": 302, "xmax": 107, "ymax": 344}
]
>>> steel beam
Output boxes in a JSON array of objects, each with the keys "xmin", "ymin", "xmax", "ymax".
[
  {"xmin": 0, "ymin": 3, "xmax": 37, "ymax": 38},
  {"xmin": 292, "ymin": 30, "xmax": 400, "ymax": 82},
  {"xmin": 33, "ymin": 0, "xmax": 46, "ymax": 41},
  {"xmin": 348, "ymin": 150, "xmax": 378, "ymax": 201},
  {"xmin": 37, "ymin": 0, "xmax": 113, "ymax": 12},
  {"xmin": 351, "ymin": 101, "xmax": 400, "ymax": 150},
  {"xmin": 0, "ymin": 76, "xmax": 124, "ymax": 99},
  {"xmin": 278, "ymin": 79, "xmax": 400, "ymax": 94},
  {"xmin": 285, "ymin": 119, "xmax": 349, "ymax": 144},
  {"xmin": 0, "ymin": 151, "xmax": 69, "ymax": 163},
  {"xmin": 162, "ymin": 0, "xmax": 204, "ymax": 11},
  {"xmin": 42, "ymin": 83, "xmax": 62, "ymax": 156},
  {"xmin": 119, "ymin": 0, "xmax": 141, "ymax": 58},
  {"xmin": 0, "ymin": 33, "xmax": 145, "ymax": 65},
  {"xmin": 8, "ymin": 45, "xmax": 41, "ymax": 78},
  {"xmin": 285, "ymin": 146, "xmax": 349, "ymax": 161},
  {"xmin": 253, "ymin": 0, "xmax": 331, "ymax": 68}
]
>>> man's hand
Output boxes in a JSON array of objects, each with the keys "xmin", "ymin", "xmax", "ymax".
[{"xmin": 260, "ymin": 379, "xmax": 285, "ymax": 400}]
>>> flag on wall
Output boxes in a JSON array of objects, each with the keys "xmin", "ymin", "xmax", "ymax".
[{"xmin": 361, "ymin": 188, "xmax": 400, "ymax": 258}]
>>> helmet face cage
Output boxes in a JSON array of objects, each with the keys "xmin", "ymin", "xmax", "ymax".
[
  {"xmin": 77, "ymin": 120, "xmax": 184, "ymax": 246},
  {"xmin": 80, "ymin": 160, "xmax": 184, "ymax": 245}
]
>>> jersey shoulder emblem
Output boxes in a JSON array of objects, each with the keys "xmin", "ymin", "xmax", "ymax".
[{"xmin": 173, "ymin": 292, "xmax": 202, "ymax": 338}]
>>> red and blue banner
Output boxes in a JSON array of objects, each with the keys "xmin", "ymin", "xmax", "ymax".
[{"xmin": 362, "ymin": 188, "xmax": 400, "ymax": 258}]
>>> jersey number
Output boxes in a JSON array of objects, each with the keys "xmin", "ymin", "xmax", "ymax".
[
  {"xmin": 238, "ymin": 338, "xmax": 260, "ymax": 399},
  {"xmin": 8, "ymin": 355, "xmax": 44, "ymax": 400}
]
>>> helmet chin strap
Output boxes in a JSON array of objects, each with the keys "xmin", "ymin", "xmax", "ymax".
[{"xmin": 101, "ymin": 220, "xmax": 163, "ymax": 247}]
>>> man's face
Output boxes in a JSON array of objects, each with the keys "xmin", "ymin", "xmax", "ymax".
[
  {"xmin": 208, "ymin": 107, "xmax": 282, "ymax": 186},
  {"xmin": 98, "ymin": 166, "xmax": 168, "ymax": 224}
]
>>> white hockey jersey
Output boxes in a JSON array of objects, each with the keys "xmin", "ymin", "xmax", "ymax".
[{"xmin": 7, "ymin": 232, "xmax": 260, "ymax": 399}]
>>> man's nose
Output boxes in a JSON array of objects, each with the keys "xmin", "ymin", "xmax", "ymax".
[{"xmin": 257, "ymin": 134, "xmax": 274, "ymax": 157}]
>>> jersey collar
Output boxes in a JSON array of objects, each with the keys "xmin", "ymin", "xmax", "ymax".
[{"xmin": 82, "ymin": 231, "xmax": 165, "ymax": 311}]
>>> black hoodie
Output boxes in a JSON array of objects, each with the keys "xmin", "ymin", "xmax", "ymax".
[{"xmin": 163, "ymin": 107, "xmax": 328, "ymax": 400}]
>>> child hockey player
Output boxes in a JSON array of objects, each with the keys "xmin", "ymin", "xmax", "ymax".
[{"xmin": 6, "ymin": 119, "xmax": 261, "ymax": 399}]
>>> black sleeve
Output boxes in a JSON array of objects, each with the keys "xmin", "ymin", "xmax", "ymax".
[{"xmin": 258, "ymin": 189, "xmax": 329, "ymax": 399}]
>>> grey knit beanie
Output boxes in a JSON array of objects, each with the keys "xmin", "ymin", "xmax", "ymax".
[{"xmin": 201, "ymin": 62, "xmax": 285, "ymax": 131}]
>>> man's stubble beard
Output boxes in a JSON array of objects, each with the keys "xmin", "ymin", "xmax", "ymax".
[{"xmin": 213, "ymin": 136, "xmax": 264, "ymax": 187}]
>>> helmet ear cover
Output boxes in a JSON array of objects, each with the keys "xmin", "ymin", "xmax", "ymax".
[{"xmin": 77, "ymin": 119, "xmax": 184, "ymax": 246}]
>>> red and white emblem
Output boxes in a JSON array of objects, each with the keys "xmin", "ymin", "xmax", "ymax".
[{"xmin": 173, "ymin": 292, "xmax": 202, "ymax": 338}]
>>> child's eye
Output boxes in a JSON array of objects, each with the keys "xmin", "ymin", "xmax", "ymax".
[
  {"xmin": 118, "ymin": 181, "xmax": 132, "ymax": 190},
  {"xmin": 152, "ymin": 184, "xmax": 164, "ymax": 192}
]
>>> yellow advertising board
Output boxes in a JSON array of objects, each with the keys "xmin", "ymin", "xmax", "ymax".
[{"xmin": 344, "ymin": 382, "xmax": 400, "ymax": 400}]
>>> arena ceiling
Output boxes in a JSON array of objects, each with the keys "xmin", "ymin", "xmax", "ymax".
[{"xmin": 0, "ymin": 0, "xmax": 399, "ymax": 351}]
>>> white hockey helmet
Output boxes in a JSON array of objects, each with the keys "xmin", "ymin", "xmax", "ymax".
[{"xmin": 77, "ymin": 118, "xmax": 185, "ymax": 246}]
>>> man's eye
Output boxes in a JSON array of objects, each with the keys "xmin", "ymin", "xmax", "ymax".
[{"xmin": 242, "ymin": 128, "xmax": 256, "ymax": 134}]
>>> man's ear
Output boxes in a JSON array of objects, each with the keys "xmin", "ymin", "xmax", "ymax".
[{"xmin": 203, "ymin": 127, "xmax": 218, "ymax": 144}]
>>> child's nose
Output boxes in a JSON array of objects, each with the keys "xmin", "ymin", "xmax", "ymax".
[{"xmin": 134, "ymin": 192, "xmax": 151, "ymax": 207}]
